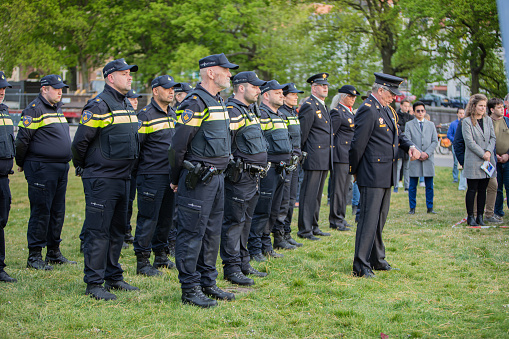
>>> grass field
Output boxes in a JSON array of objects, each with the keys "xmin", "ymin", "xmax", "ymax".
[{"xmin": 0, "ymin": 166, "xmax": 508, "ymax": 338}]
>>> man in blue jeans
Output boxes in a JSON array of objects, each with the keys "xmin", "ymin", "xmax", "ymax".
[
  {"xmin": 490, "ymin": 98, "xmax": 509, "ymax": 221},
  {"xmin": 447, "ymin": 108, "xmax": 465, "ymax": 183}
]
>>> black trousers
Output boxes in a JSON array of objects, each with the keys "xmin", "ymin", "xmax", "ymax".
[
  {"xmin": 297, "ymin": 170, "xmax": 328, "ymax": 237},
  {"xmin": 24, "ymin": 161, "xmax": 68, "ymax": 250},
  {"xmin": 221, "ymin": 171, "xmax": 260, "ymax": 276},
  {"xmin": 0, "ymin": 176, "xmax": 10, "ymax": 270},
  {"xmin": 126, "ymin": 174, "xmax": 137, "ymax": 232},
  {"xmin": 248, "ymin": 167, "xmax": 285, "ymax": 256},
  {"xmin": 353, "ymin": 186, "xmax": 391, "ymax": 274},
  {"xmin": 82, "ymin": 178, "xmax": 129, "ymax": 284},
  {"xmin": 175, "ymin": 169, "xmax": 224, "ymax": 289},
  {"xmin": 466, "ymin": 178, "xmax": 490, "ymax": 216},
  {"xmin": 283, "ymin": 169, "xmax": 299, "ymax": 234},
  {"xmin": 329, "ymin": 163, "xmax": 350, "ymax": 228},
  {"xmin": 133, "ymin": 174, "xmax": 174, "ymax": 253}
]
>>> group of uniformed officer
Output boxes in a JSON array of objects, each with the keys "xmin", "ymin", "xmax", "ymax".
[{"xmin": 0, "ymin": 53, "xmax": 417, "ymax": 307}]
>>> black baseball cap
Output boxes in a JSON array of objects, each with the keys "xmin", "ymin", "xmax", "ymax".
[
  {"xmin": 0, "ymin": 72, "xmax": 12, "ymax": 89},
  {"xmin": 103, "ymin": 58, "xmax": 138, "ymax": 78},
  {"xmin": 151, "ymin": 75, "xmax": 178, "ymax": 89},
  {"xmin": 374, "ymin": 72, "xmax": 404, "ymax": 95},
  {"xmin": 260, "ymin": 80, "xmax": 285, "ymax": 94},
  {"xmin": 127, "ymin": 89, "xmax": 142, "ymax": 98},
  {"xmin": 174, "ymin": 83, "xmax": 193, "ymax": 93},
  {"xmin": 232, "ymin": 71, "xmax": 266, "ymax": 86},
  {"xmin": 283, "ymin": 83, "xmax": 304, "ymax": 96},
  {"xmin": 40, "ymin": 74, "xmax": 69, "ymax": 89},
  {"xmin": 199, "ymin": 53, "xmax": 239, "ymax": 69},
  {"xmin": 307, "ymin": 73, "xmax": 329, "ymax": 85},
  {"xmin": 337, "ymin": 85, "xmax": 360, "ymax": 96}
]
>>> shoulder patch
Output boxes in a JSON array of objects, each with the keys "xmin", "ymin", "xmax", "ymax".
[
  {"xmin": 22, "ymin": 116, "xmax": 32, "ymax": 127},
  {"xmin": 81, "ymin": 110, "xmax": 93, "ymax": 124},
  {"xmin": 181, "ymin": 109, "xmax": 194, "ymax": 124}
]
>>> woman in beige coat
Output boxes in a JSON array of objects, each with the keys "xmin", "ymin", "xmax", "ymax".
[{"xmin": 462, "ymin": 94, "xmax": 496, "ymax": 226}]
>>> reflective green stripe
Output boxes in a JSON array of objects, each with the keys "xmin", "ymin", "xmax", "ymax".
[
  {"xmin": 80, "ymin": 110, "xmax": 136, "ymax": 128},
  {"xmin": 19, "ymin": 112, "xmax": 67, "ymax": 129},
  {"xmin": 138, "ymin": 117, "xmax": 174, "ymax": 134}
]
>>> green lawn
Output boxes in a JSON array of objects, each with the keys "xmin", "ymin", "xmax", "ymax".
[{"xmin": 0, "ymin": 167, "xmax": 508, "ymax": 338}]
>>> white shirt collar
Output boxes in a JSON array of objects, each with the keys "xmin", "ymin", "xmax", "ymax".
[{"xmin": 311, "ymin": 94, "xmax": 326, "ymax": 107}]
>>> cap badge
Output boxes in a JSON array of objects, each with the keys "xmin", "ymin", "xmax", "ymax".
[
  {"xmin": 1, "ymin": 75, "xmax": 4, "ymax": 79},
  {"xmin": 123, "ymin": 60, "xmax": 127, "ymax": 64},
  {"xmin": 58, "ymin": 77, "xmax": 61, "ymax": 81},
  {"xmin": 353, "ymin": 90, "xmax": 356, "ymax": 94},
  {"xmin": 168, "ymin": 76, "xmax": 171, "ymax": 81},
  {"xmin": 322, "ymin": 73, "xmax": 327, "ymax": 79}
]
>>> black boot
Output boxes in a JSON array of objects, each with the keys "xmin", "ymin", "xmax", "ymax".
[
  {"xmin": 135, "ymin": 251, "xmax": 162, "ymax": 276},
  {"xmin": 153, "ymin": 249, "xmax": 175, "ymax": 269},
  {"xmin": 27, "ymin": 248, "xmax": 53, "ymax": 270},
  {"xmin": 202, "ymin": 285, "xmax": 235, "ymax": 301},
  {"xmin": 476, "ymin": 215, "xmax": 485, "ymax": 226},
  {"xmin": 0, "ymin": 270, "xmax": 17, "ymax": 283},
  {"xmin": 273, "ymin": 231, "xmax": 296, "ymax": 250},
  {"xmin": 263, "ymin": 249, "xmax": 284, "ymax": 258},
  {"xmin": 182, "ymin": 286, "xmax": 217, "ymax": 308},
  {"xmin": 124, "ymin": 225, "xmax": 134, "ymax": 244},
  {"xmin": 86, "ymin": 284, "xmax": 117, "ymax": 301},
  {"xmin": 166, "ymin": 240, "xmax": 176, "ymax": 257},
  {"xmin": 284, "ymin": 233, "xmax": 303, "ymax": 247},
  {"xmin": 46, "ymin": 247, "xmax": 77, "ymax": 265},
  {"xmin": 467, "ymin": 215, "xmax": 478, "ymax": 226}
]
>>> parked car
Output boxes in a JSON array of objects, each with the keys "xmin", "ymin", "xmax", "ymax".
[
  {"xmin": 449, "ymin": 96, "xmax": 468, "ymax": 108},
  {"xmin": 395, "ymin": 90, "xmax": 417, "ymax": 103},
  {"xmin": 419, "ymin": 93, "xmax": 450, "ymax": 107}
]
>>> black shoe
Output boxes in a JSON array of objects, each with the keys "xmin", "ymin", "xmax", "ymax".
[
  {"xmin": 285, "ymin": 234, "xmax": 303, "ymax": 247},
  {"xmin": 104, "ymin": 280, "xmax": 139, "ymax": 291},
  {"xmin": 336, "ymin": 225, "xmax": 351, "ymax": 231},
  {"xmin": 202, "ymin": 285, "xmax": 235, "ymax": 301},
  {"xmin": 86, "ymin": 284, "xmax": 117, "ymax": 301},
  {"xmin": 0, "ymin": 271, "xmax": 17, "ymax": 283},
  {"xmin": 27, "ymin": 250, "xmax": 53, "ymax": 270},
  {"xmin": 263, "ymin": 250, "xmax": 284, "ymax": 258},
  {"xmin": 225, "ymin": 272, "xmax": 254, "ymax": 286},
  {"xmin": 373, "ymin": 264, "xmax": 399, "ymax": 271},
  {"xmin": 476, "ymin": 215, "xmax": 486, "ymax": 226},
  {"xmin": 242, "ymin": 266, "xmax": 268, "ymax": 277},
  {"xmin": 273, "ymin": 233, "xmax": 296, "ymax": 250},
  {"xmin": 136, "ymin": 252, "xmax": 162, "ymax": 276},
  {"xmin": 467, "ymin": 215, "xmax": 478, "ymax": 226},
  {"xmin": 298, "ymin": 234, "xmax": 321, "ymax": 241},
  {"xmin": 427, "ymin": 208, "xmax": 437, "ymax": 214},
  {"xmin": 313, "ymin": 229, "xmax": 330, "ymax": 236},
  {"xmin": 250, "ymin": 253, "xmax": 267, "ymax": 262},
  {"xmin": 343, "ymin": 221, "xmax": 353, "ymax": 228},
  {"xmin": 353, "ymin": 268, "xmax": 375, "ymax": 278},
  {"xmin": 408, "ymin": 208, "xmax": 415, "ymax": 215},
  {"xmin": 182, "ymin": 286, "xmax": 217, "ymax": 308},
  {"xmin": 122, "ymin": 242, "xmax": 129, "ymax": 249},
  {"xmin": 45, "ymin": 248, "xmax": 77, "ymax": 265},
  {"xmin": 153, "ymin": 250, "xmax": 175, "ymax": 269}
]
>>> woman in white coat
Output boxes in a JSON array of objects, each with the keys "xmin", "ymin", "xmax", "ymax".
[{"xmin": 462, "ymin": 94, "xmax": 496, "ymax": 226}]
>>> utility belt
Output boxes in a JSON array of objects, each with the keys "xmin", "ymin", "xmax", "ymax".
[
  {"xmin": 183, "ymin": 160, "xmax": 225, "ymax": 190},
  {"xmin": 226, "ymin": 158, "xmax": 271, "ymax": 182}
]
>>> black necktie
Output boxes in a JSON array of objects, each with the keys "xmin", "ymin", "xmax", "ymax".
[{"xmin": 420, "ymin": 121, "xmax": 423, "ymax": 131}]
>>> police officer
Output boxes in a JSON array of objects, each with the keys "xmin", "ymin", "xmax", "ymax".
[
  {"xmin": 221, "ymin": 71, "xmax": 268, "ymax": 286},
  {"xmin": 0, "ymin": 72, "xmax": 16, "ymax": 282},
  {"xmin": 169, "ymin": 53, "xmax": 237, "ymax": 308},
  {"xmin": 279, "ymin": 83, "xmax": 304, "ymax": 248},
  {"xmin": 297, "ymin": 73, "xmax": 334, "ymax": 240},
  {"xmin": 72, "ymin": 58, "xmax": 140, "ymax": 300},
  {"xmin": 248, "ymin": 80, "xmax": 293, "ymax": 261},
  {"xmin": 349, "ymin": 73, "xmax": 420, "ymax": 278},
  {"xmin": 15, "ymin": 74, "xmax": 76, "ymax": 270},
  {"xmin": 134, "ymin": 75, "xmax": 178, "ymax": 276},
  {"xmin": 172, "ymin": 82, "xmax": 193, "ymax": 110},
  {"xmin": 125, "ymin": 89, "xmax": 142, "ymax": 247},
  {"xmin": 329, "ymin": 85, "xmax": 360, "ymax": 231}
]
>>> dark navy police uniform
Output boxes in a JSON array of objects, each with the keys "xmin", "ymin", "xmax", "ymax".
[
  {"xmin": 15, "ymin": 94, "xmax": 72, "ymax": 252},
  {"xmin": 72, "ymin": 84, "xmax": 139, "ymax": 285}
]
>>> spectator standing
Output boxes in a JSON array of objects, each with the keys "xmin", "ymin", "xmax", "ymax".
[{"xmin": 395, "ymin": 99, "xmax": 414, "ymax": 192}]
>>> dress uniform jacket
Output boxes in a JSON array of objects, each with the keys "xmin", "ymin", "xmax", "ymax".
[
  {"xmin": 405, "ymin": 118, "xmax": 438, "ymax": 177},
  {"xmin": 349, "ymin": 95, "xmax": 413, "ymax": 188},
  {"xmin": 331, "ymin": 103, "xmax": 354, "ymax": 163},
  {"xmin": 298, "ymin": 95, "xmax": 333, "ymax": 170},
  {"xmin": 462, "ymin": 115, "xmax": 496, "ymax": 179}
]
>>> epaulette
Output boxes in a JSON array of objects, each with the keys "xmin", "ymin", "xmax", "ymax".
[
  {"xmin": 365, "ymin": 103, "xmax": 371, "ymax": 107},
  {"xmin": 306, "ymin": 101, "xmax": 311, "ymax": 104}
]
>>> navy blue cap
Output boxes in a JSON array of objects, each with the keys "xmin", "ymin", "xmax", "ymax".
[
  {"xmin": 127, "ymin": 89, "xmax": 142, "ymax": 98},
  {"xmin": 232, "ymin": 71, "xmax": 266, "ymax": 86},
  {"xmin": 0, "ymin": 72, "xmax": 12, "ymax": 89},
  {"xmin": 40, "ymin": 74, "xmax": 69, "ymax": 89},
  {"xmin": 337, "ymin": 85, "xmax": 360, "ymax": 96},
  {"xmin": 283, "ymin": 83, "xmax": 304, "ymax": 95},
  {"xmin": 199, "ymin": 53, "xmax": 239, "ymax": 69},
  {"xmin": 374, "ymin": 72, "xmax": 404, "ymax": 95},
  {"xmin": 151, "ymin": 75, "xmax": 178, "ymax": 89},
  {"xmin": 260, "ymin": 80, "xmax": 285, "ymax": 94},
  {"xmin": 307, "ymin": 73, "xmax": 329, "ymax": 85},
  {"xmin": 103, "ymin": 58, "xmax": 138, "ymax": 78},
  {"xmin": 174, "ymin": 82, "xmax": 193, "ymax": 93}
]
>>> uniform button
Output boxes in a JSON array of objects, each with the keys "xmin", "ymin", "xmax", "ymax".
[
  {"xmin": 318, "ymin": 146, "xmax": 321, "ymax": 148},
  {"xmin": 346, "ymin": 141, "xmax": 348, "ymax": 144},
  {"xmin": 387, "ymin": 129, "xmax": 389, "ymax": 131},
  {"xmin": 378, "ymin": 159, "xmax": 380, "ymax": 162},
  {"xmin": 393, "ymin": 144, "xmax": 395, "ymax": 147}
]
